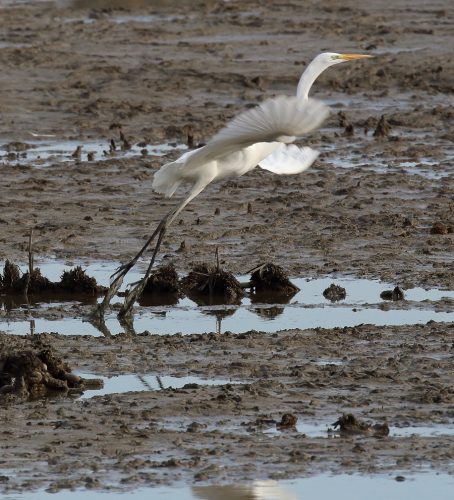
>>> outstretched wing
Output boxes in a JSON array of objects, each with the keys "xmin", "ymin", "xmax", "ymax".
[
  {"xmin": 258, "ymin": 144, "xmax": 319, "ymax": 175},
  {"xmin": 185, "ymin": 96, "xmax": 329, "ymax": 168}
]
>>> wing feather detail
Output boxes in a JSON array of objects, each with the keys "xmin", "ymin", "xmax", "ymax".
[
  {"xmin": 185, "ymin": 96, "xmax": 329, "ymax": 168},
  {"xmin": 258, "ymin": 144, "xmax": 320, "ymax": 175}
]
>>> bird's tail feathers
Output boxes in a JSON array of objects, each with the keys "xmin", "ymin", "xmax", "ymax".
[
  {"xmin": 152, "ymin": 148, "xmax": 199, "ymax": 197},
  {"xmin": 152, "ymin": 160, "xmax": 184, "ymax": 197}
]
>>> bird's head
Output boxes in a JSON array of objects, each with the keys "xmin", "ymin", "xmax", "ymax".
[
  {"xmin": 317, "ymin": 52, "xmax": 373, "ymax": 67},
  {"xmin": 297, "ymin": 51, "xmax": 373, "ymax": 100}
]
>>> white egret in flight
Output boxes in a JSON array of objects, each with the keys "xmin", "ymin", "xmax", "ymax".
[{"xmin": 98, "ymin": 52, "xmax": 372, "ymax": 318}]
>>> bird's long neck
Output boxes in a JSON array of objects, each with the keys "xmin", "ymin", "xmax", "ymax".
[{"xmin": 296, "ymin": 58, "xmax": 329, "ymax": 100}]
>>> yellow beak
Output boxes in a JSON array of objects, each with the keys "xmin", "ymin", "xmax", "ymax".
[{"xmin": 339, "ymin": 53, "xmax": 373, "ymax": 60}]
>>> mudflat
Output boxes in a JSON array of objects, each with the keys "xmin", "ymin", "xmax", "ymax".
[{"xmin": 0, "ymin": 0, "xmax": 453, "ymax": 495}]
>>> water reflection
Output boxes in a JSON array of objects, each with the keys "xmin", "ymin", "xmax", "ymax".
[
  {"xmin": 187, "ymin": 291, "xmax": 242, "ymax": 308},
  {"xmin": 78, "ymin": 372, "xmax": 238, "ymax": 399},
  {"xmin": 2, "ymin": 260, "xmax": 454, "ymax": 337},
  {"xmin": 70, "ymin": 0, "xmax": 174, "ymax": 10},
  {"xmin": 137, "ymin": 291, "xmax": 179, "ymax": 307},
  {"xmin": 0, "ymin": 139, "xmax": 184, "ymax": 168},
  {"xmin": 0, "ymin": 291, "xmax": 98, "ymax": 312},
  {"xmin": 193, "ymin": 480, "xmax": 297, "ymax": 500},
  {"xmin": 4, "ymin": 472, "xmax": 454, "ymax": 500},
  {"xmin": 252, "ymin": 305, "xmax": 285, "ymax": 320},
  {"xmin": 199, "ymin": 307, "xmax": 237, "ymax": 335},
  {"xmin": 250, "ymin": 289, "xmax": 296, "ymax": 320}
]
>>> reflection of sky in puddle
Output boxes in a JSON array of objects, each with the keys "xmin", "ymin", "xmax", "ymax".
[
  {"xmin": 266, "ymin": 421, "xmax": 454, "ymax": 439},
  {"xmin": 320, "ymin": 129, "xmax": 453, "ymax": 180},
  {"xmin": 1, "ymin": 260, "xmax": 453, "ymax": 336},
  {"xmin": 325, "ymin": 150, "xmax": 451, "ymax": 181},
  {"xmin": 0, "ymin": 139, "xmax": 186, "ymax": 167},
  {"xmin": 2, "ymin": 306, "xmax": 453, "ymax": 336},
  {"xmin": 63, "ymin": 13, "xmax": 187, "ymax": 25},
  {"xmin": 392, "ymin": 425, "xmax": 454, "ymax": 438},
  {"xmin": 76, "ymin": 372, "xmax": 238, "ymax": 399},
  {"xmin": 3, "ymin": 473, "xmax": 453, "ymax": 500},
  {"xmin": 1, "ymin": 133, "xmax": 451, "ymax": 182}
]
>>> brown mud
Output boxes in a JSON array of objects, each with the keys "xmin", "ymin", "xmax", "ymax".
[
  {"xmin": 0, "ymin": 0, "xmax": 453, "ymax": 495},
  {"xmin": 1, "ymin": 322, "xmax": 453, "ymax": 493}
]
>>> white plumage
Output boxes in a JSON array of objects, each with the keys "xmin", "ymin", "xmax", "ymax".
[
  {"xmin": 98, "ymin": 51, "xmax": 373, "ymax": 318},
  {"xmin": 152, "ymin": 96, "xmax": 328, "ymax": 198},
  {"xmin": 258, "ymin": 143, "xmax": 320, "ymax": 175}
]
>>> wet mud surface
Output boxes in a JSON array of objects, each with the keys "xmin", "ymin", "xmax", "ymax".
[
  {"xmin": 1, "ymin": 322, "xmax": 454, "ymax": 493},
  {"xmin": 0, "ymin": 0, "xmax": 453, "ymax": 495}
]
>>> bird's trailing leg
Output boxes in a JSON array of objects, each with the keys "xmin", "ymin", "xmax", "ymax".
[
  {"xmin": 117, "ymin": 181, "xmax": 208, "ymax": 319},
  {"xmin": 96, "ymin": 218, "xmax": 167, "ymax": 318},
  {"xmin": 118, "ymin": 223, "xmax": 167, "ymax": 318}
]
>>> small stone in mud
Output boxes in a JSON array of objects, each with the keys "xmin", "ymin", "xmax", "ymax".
[
  {"xmin": 250, "ymin": 263, "xmax": 299, "ymax": 295},
  {"xmin": 338, "ymin": 111, "xmax": 354, "ymax": 136},
  {"xmin": 277, "ymin": 413, "xmax": 297, "ymax": 429},
  {"xmin": 352, "ymin": 443, "xmax": 366, "ymax": 453},
  {"xmin": 331, "ymin": 414, "xmax": 389, "ymax": 436},
  {"xmin": 143, "ymin": 263, "xmax": 180, "ymax": 294},
  {"xmin": 71, "ymin": 145, "xmax": 82, "ymax": 159},
  {"xmin": 430, "ymin": 222, "xmax": 451, "ymax": 235},
  {"xmin": 323, "ymin": 283, "xmax": 346, "ymax": 302},
  {"xmin": 120, "ymin": 130, "xmax": 131, "ymax": 150},
  {"xmin": 380, "ymin": 286, "xmax": 405, "ymax": 301},
  {"xmin": 187, "ymin": 422, "xmax": 207, "ymax": 433},
  {"xmin": 183, "ymin": 124, "xmax": 194, "ymax": 148},
  {"xmin": 181, "ymin": 263, "xmax": 244, "ymax": 304},
  {"xmin": 373, "ymin": 114, "xmax": 391, "ymax": 138}
]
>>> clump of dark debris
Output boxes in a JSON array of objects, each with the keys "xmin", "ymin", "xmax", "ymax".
[
  {"xmin": 330, "ymin": 414, "xmax": 389, "ymax": 437},
  {"xmin": 249, "ymin": 263, "xmax": 299, "ymax": 295},
  {"xmin": 181, "ymin": 263, "xmax": 244, "ymax": 304},
  {"xmin": 143, "ymin": 263, "xmax": 180, "ymax": 294},
  {"xmin": 323, "ymin": 283, "xmax": 347, "ymax": 302},
  {"xmin": 0, "ymin": 260, "xmax": 20, "ymax": 290},
  {"xmin": 380, "ymin": 286, "xmax": 405, "ymax": 301},
  {"xmin": 0, "ymin": 337, "xmax": 102, "ymax": 400},
  {"xmin": 60, "ymin": 266, "xmax": 104, "ymax": 294},
  {"xmin": 0, "ymin": 264, "xmax": 52, "ymax": 294},
  {"xmin": 0, "ymin": 261, "xmax": 105, "ymax": 296}
]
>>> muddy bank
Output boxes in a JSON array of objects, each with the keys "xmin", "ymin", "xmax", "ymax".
[
  {"xmin": 0, "ymin": 321, "xmax": 453, "ymax": 493},
  {"xmin": 0, "ymin": 0, "xmax": 452, "ymax": 290},
  {"xmin": 0, "ymin": 0, "xmax": 453, "ymax": 495}
]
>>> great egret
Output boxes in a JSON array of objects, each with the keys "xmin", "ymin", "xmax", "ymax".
[{"xmin": 98, "ymin": 52, "xmax": 372, "ymax": 318}]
